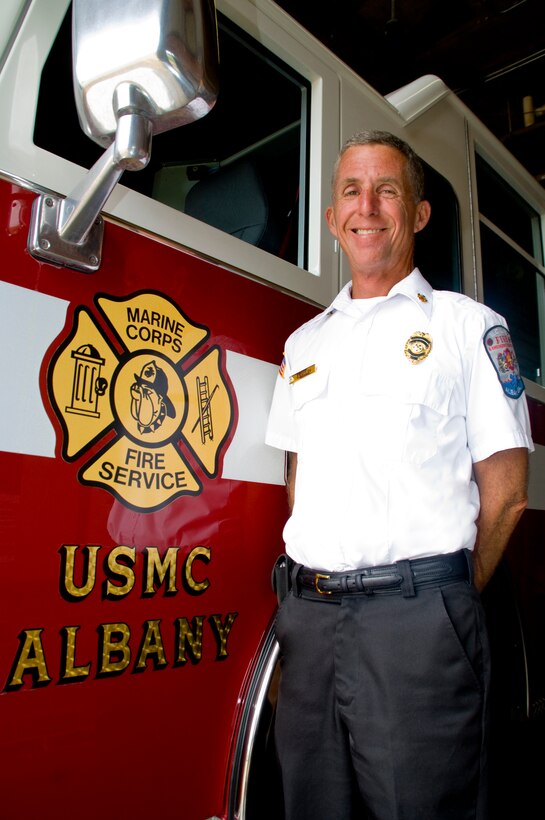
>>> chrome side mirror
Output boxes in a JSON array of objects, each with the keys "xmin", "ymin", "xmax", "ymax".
[{"xmin": 28, "ymin": 0, "xmax": 219, "ymax": 272}]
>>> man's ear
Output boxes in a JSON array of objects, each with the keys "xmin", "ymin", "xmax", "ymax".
[
  {"xmin": 326, "ymin": 205, "xmax": 338, "ymax": 238},
  {"xmin": 414, "ymin": 199, "xmax": 431, "ymax": 234}
]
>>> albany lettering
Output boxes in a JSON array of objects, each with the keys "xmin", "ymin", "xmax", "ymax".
[{"xmin": 5, "ymin": 614, "xmax": 238, "ymax": 689}]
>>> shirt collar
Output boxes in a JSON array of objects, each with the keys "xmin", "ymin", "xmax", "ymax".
[
  {"xmin": 329, "ymin": 268, "xmax": 433, "ymax": 319},
  {"xmin": 389, "ymin": 268, "xmax": 433, "ymax": 319}
]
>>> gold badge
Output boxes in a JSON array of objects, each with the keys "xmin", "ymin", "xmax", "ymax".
[
  {"xmin": 404, "ymin": 332, "xmax": 432, "ymax": 364},
  {"xmin": 417, "ymin": 293, "xmax": 428, "ymax": 303}
]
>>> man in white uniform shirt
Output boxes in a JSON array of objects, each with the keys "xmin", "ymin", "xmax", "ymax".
[{"xmin": 266, "ymin": 131, "xmax": 533, "ymax": 820}]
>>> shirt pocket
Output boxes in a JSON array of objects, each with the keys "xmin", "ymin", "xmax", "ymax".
[
  {"xmin": 290, "ymin": 365, "xmax": 329, "ymax": 411},
  {"xmin": 289, "ymin": 365, "xmax": 331, "ymax": 452},
  {"xmin": 358, "ymin": 366, "xmax": 454, "ymax": 465}
]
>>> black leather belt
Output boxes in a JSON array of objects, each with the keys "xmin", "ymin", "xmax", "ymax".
[{"xmin": 297, "ymin": 550, "xmax": 470, "ymax": 596}]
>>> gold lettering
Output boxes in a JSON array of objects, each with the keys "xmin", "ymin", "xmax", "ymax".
[
  {"xmin": 99, "ymin": 623, "xmax": 131, "ymax": 674},
  {"xmin": 7, "ymin": 629, "xmax": 51, "ymax": 687},
  {"xmin": 184, "ymin": 546, "xmax": 211, "ymax": 594},
  {"xmin": 5, "ymin": 606, "xmax": 239, "ymax": 692},
  {"xmin": 145, "ymin": 547, "xmax": 179, "ymax": 595},
  {"xmin": 175, "ymin": 616, "xmax": 205, "ymax": 665},
  {"xmin": 60, "ymin": 544, "xmax": 100, "ymax": 599},
  {"xmin": 60, "ymin": 626, "xmax": 91, "ymax": 680},
  {"xmin": 209, "ymin": 612, "xmax": 238, "ymax": 660},
  {"xmin": 105, "ymin": 546, "xmax": 136, "ymax": 597},
  {"xmin": 135, "ymin": 620, "xmax": 168, "ymax": 670}
]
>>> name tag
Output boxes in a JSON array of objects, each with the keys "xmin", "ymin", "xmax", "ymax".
[{"xmin": 289, "ymin": 364, "xmax": 316, "ymax": 384}]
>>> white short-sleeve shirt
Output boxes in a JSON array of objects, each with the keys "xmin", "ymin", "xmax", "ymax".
[{"xmin": 266, "ymin": 269, "xmax": 534, "ymax": 571}]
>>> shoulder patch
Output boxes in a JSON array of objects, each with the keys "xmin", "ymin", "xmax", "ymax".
[{"xmin": 484, "ymin": 325, "xmax": 525, "ymax": 398}]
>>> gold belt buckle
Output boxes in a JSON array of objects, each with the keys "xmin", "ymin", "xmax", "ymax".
[{"xmin": 314, "ymin": 572, "xmax": 332, "ymax": 595}]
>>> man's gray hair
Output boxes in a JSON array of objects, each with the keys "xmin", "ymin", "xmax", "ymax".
[{"xmin": 331, "ymin": 130, "xmax": 426, "ymax": 202}]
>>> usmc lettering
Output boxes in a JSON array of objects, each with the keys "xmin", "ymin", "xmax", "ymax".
[{"xmin": 59, "ymin": 544, "xmax": 211, "ymax": 600}]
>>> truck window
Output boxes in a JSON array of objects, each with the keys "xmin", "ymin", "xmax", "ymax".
[
  {"xmin": 476, "ymin": 154, "xmax": 545, "ymax": 385},
  {"xmin": 33, "ymin": 9, "xmax": 310, "ymax": 268},
  {"xmin": 414, "ymin": 161, "xmax": 462, "ymax": 293}
]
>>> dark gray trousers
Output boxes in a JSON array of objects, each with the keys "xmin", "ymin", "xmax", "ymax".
[{"xmin": 274, "ymin": 577, "xmax": 490, "ymax": 820}]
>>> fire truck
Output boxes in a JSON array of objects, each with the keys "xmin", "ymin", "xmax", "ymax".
[{"xmin": 0, "ymin": 1, "xmax": 543, "ymax": 817}]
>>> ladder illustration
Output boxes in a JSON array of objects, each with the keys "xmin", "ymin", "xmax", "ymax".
[{"xmin": 193, "ymin": 377, "xmax": 218, "ymax": 444}]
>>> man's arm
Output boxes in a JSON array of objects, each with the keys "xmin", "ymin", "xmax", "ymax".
[
  {"xmin": 286, "ymin": 451, "xmax": 297, "ymax": 512},
  {"xmin": 472, "ymin": 447, "xmax": 529, "ymax": 591}
]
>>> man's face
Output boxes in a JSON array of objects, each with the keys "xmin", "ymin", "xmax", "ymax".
[{"xmin": 326, "ymin": 144, "xmax": 430, "ymax": 295}]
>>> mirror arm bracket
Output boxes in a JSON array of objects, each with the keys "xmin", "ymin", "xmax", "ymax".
[{"xmin": 28, "ymin": 88, "xmax": 153, "ymax": 273}]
